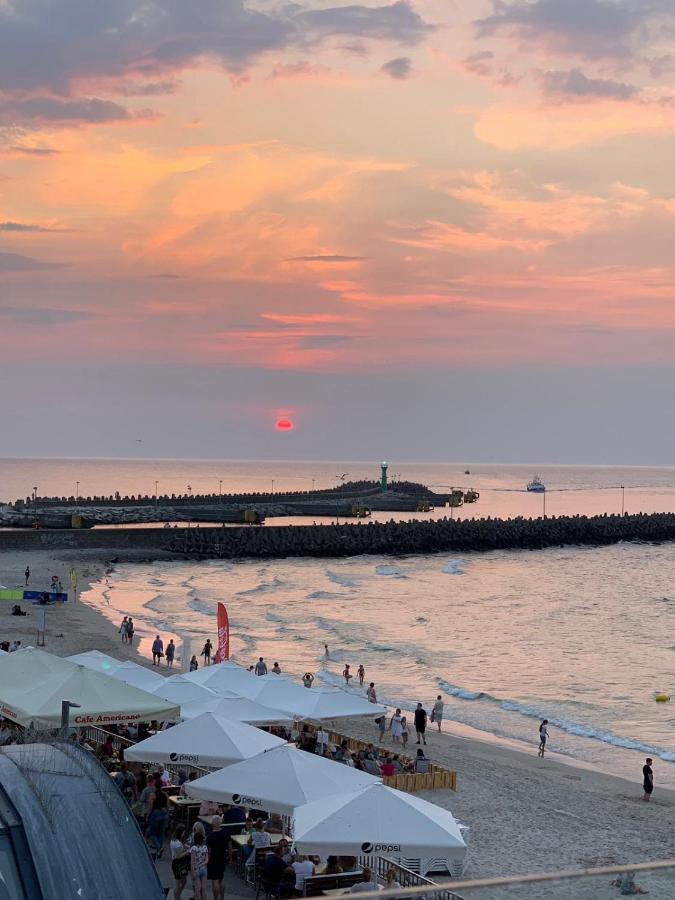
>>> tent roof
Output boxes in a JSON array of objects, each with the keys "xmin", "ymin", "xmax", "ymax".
[
  {"xmin": 239, "ymin": 677, "xmax": 385, "ymax": 720},
  {"xmin": 181, "ymin": 660, "xmax": 248, "ymax": 685},
  {"xmin": 67, "ymin": 651, "xmax": 165, "ymax": 691},
  {"xmin": 150, "ymin": 676, "xmax": 221, "ymax": 706},
  {"xmin": 186, "ymin": 744, "xmax": 379, "ymax": 814},
  {"xmin": 179, "ymin": 694, "xmax": 293, "ymax": 725},
  {"xmin": 0, "ymin": 648, "xmax": 180, "ymax": 728},
  {"xmin": 124, "ymin": 712, "xmax": 286, "ymax": 768},
  {"xmin": 293, "ymin": 783, "xmax": 466, "ymax": 858}
]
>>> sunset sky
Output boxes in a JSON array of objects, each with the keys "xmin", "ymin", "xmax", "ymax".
[{"xmin": 1, "ymin": 0, "xmax": 675, "ymax": 461}]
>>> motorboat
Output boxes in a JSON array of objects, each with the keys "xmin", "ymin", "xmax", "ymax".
[{"xmin": 526, "ymin": 475, "xmax": 546, "ymax": 493}]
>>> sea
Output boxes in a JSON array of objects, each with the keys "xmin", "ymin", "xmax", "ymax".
[{"xmin": 1, "ymin": 457, "xmax": 674, "ymax": 786}]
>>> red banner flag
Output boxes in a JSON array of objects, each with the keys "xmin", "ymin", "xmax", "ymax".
[{"xmin": 214, "ymin": 602, "xmax": 230, "ymax": 662}]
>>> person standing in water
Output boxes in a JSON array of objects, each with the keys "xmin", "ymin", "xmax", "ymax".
[
  {"xmin": 366, "ymin": 682, "xmax": 377, "ymax": 703},
  {"xmin": 432, "ymin": 695, "xmax": 444, "ymax": 732},
  {"xmin": 357, "ymin": 664, "xmax": 365, "ymax": 686},
  {"xmin": 324, "ymin": 643, "xmax": 329, "ymax": 657},
  {"xmin": 642, "ymin": 758, "xmax": 654, "ymax": 801},
  {"xmin": 343, "ymin": 664, "xmax": 352, "ymax": 685},
  {"xmin": 538, "ymin": 720, "xmax": 549, "ymax": 757}
]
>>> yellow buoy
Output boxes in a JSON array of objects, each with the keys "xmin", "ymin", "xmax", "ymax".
[{"xmin": 655, "ymin": 693, "xmax": 670, "ymax": 702}]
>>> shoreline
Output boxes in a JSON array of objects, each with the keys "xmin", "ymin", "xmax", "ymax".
[{"xmin": 1, "ymin": 548, "xmax": 674, "ymax": 878}]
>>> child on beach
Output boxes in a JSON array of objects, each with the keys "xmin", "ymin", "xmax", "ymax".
[
  {"xmin": 538, "ymin": 719, "xmax": 549, "ymax": 757},
  {"xmin": 400, "ymin": 717, "xmax": 409, "ymax": 747}
]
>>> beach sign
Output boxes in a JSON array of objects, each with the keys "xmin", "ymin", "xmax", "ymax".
[
  {"xmin": 0, "ymin": 589, "xmax": 68, "ymax": 603},
  {"xmin": 214, "ymin": 602, "xmax": 230, "ymax": 662}
]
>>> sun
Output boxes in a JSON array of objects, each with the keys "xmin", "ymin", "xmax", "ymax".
[{"xmin": 275, "ymin": 417, "xmax": 294, "ymax": 431}]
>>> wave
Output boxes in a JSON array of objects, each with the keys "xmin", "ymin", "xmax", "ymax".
[
  {"xmin": 147, "ymin": 578, "xmax": 166, "ymax": 586},
  {"xmin": 443, "ymin": 559, "xmax": 465, "ymax": 575},
  {"xmin": 187, "ymin": 597, "xmax": 215, "ymax": 617},
  {"xmin": 326, "ymin": 571, "xmax": 357, "ymax": 588},
  {"xmin": 375, "ymin": 565, "xmax": 404, "ymax": 577},
  {"xmin": 236, "ymin": 577, "xmax": 286, "ymax": 596},
  {"xmin": 307, "ymin": 590, "xmax": 345, "ymax": 600},
  {"xmin": 435, "ymin": 679, "xmax": 675, "ymax": 763},
  {"xmin": 415, "ymin": 617, "xmax": 428, "ymax": 624}
]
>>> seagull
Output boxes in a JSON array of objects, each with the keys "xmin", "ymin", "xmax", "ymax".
[{"xmin": 336, "ymin": 473, "xmax": 350, "ymax": 481}]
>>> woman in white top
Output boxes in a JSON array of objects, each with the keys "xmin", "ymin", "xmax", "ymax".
[
  {"xmin": 292, "ymin": 856, "xmax": 315, "ymax": 893},
  {"xmin": 432, "ymin": 696, "xmax": 444, "ymax": 732},
  {"xmin": 390, "ymin": 708, "xmax": 403, "ymax": 743}
]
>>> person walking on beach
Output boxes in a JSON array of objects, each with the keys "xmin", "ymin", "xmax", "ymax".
[
  {"xmin": 400, "ymin": 716, "xmax": 409, "ymax": 748},
  {"xmin": 642, "ymin": 758, "xmax": 654, "ymax": 801},
  {"xmin": 166, "ymin": 639, "xmax": 175, "ymax": 668},
  {"xmin": 127, "ymin": 617, "xmax": 134, "ymax": 646},
  {"xmin": 432, "ymin": 695, "xmax": 444, "ymax": 732},
  {"xmin": 390, "ymin": 708, "xmax": 403, "ymax": 743},
  {"xmin": 343, "ymin": 664, "xmax": 353, "ymax": 685},
  {"xmin": 414, "ymin": 702, "xmax": 427, "ymax": 745},
  {"xmin": 255, "ymin": 656, "xmax": 267, "ymax": 675},
  {"xmin": 119, "ymin": 616, "xmax": 129, "ymax": 643},
  {"xmin": 357, "ymin": 664, "xmax": 365, "ymax": 686},
  {"xmin": 366, "ymin": 682, "xmax": 377, "ymax": 703},
  {"xmin": 201, "ymin": 639, "xmax": 212, "ymax": 665},
  {"xmin": 538, "ymin": 719, "xmax": 549, "ymax": 757},
  {"xmin": 24, "ymin": 565, "xmax": 30, "ymax": 586},
  {"xmin": 190, "ymin": 655, "xmax": 198, "ymax": 672},
  {"xmin": 151, "ymin": 635, "xmax": 164, "ymax": 666}
]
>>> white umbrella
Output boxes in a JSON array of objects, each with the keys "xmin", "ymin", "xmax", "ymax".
[
  {"xmin": 124, "ymin": 712, "xmax": 286, "ymax": 768},
  {"xmin": 0, "ymin": 648, "xmax": 179, "ymax": 728},
  {"xmin": 180, "ymin": 694, "xmax": 293, "ymax": 725},
  {"xmin": 292, "ymin": 783, "xmax": 466, "ymax": 860},
  {"xmin": 151, "ymin": 675, "xmax": 221, "ymax": 706},
  {"xmin": 181, "ymin": 660, "xmax": 248, "ymax": 686},
  {"xmin": 185, "ymin": 744, "xmax": 379, "ymax": 814}
]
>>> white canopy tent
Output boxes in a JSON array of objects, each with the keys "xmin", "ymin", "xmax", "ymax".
[
  {"xmin": 67, "ymin": 651, "xmax": 165, "ymax": 691},
  {"xmin": 292, "ymin": 783, "xmax": 467, "ymax": 874},
  {"xmin": 124, "ymin": 712, "xmax": 286, "ymax": 768},
  {"xmin": 185, "ymin": 743, "xmax": 379, "ymax": 814},
  {"xmin": 182, "ymin": 665, "xmax": 260, "ymax": 693},
  {"xmin": 239, "ymin": 677, "xmax": 385, "ymax": 721},
  {"xmin": 179, "ymin": 694, "xmax": 293, "ymax": 725},
  {"xmin": 182, "ymin": 660, "xmax": 248, "ymax": 686},
  {"xmin": 0, "ymin": 648, "xmax": 179, "ymax": 729},
  {"xmin": 150, "ymin": 675, "xmax": 222, "ymax": 706}
]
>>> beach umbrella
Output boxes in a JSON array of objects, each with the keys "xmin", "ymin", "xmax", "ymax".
[
  {"xmin": 181, "ymin": 660, "xmax": 247, "ymax": 686},
  {"xmin": 0, "ymin": 648, "xmax": 179, "ymax": 729},
  {"xmin": 179, "ymin": 694, "xmax": 293, "ymax": 725},
  {"xmin": 150, "ymin": 675, "xmax": 221, "ymax": 706},
  {"xmin": 185, "ymin": 744, "xmax": 379, "ymax": 814},
  {"xmin": 124, "ymin": 712, "xmax": 286, "ymax": 768},
  {"xmin": 292, "ymin": 783, "xmax": 466, "ymax": 861}
]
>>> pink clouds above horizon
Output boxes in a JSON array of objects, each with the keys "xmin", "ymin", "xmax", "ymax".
[{"xmin": 1, "ymin": 0, "xmax": 675, "ymax": 374}]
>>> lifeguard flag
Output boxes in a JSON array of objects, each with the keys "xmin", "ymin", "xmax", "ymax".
[{"xmin": 214, "ymin": 602, "xmax": 230, "ymax": 662}]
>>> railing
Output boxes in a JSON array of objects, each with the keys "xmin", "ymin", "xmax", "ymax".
[
  {"xmin": 371, "ymin": 857, "xmax": 467, "ymax": 900},
  {"xmin": 328, "ymin": 731, "xmax": 457, "ymax": 792}
]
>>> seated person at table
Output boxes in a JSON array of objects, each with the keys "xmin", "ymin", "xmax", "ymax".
[
  {"xmin": 333, "ymin": 740, "xmax": 349, "ymax": 762},
  {"xmin": 325, "ymin": 856, "xmax": 343, "ymax": 875},
  {"xmin": 350, "ymin": 868, "xmax": 378, "ymax": 893},
  {"xmin": 243, "ymin": 819, "xmax": 272, "ymax": 860},
  {"xmin": 414, "ymin": 748, "xmax": 429, "ymax": 774},
  {"xmin": 199, "ymin": 798, "xmax": 220, "ymax": 818},
  {"xmin": 266, "ymin": 813, "xmax": 285, "ymax": 834},
  {"xmin": 221, "ymin": 802, "xmax": 247, "ymax": 834},
  {"xmin": 264, "ymin": 845, "xmax": 290, "ymax": 884},
  {"xmin": 339, "ymin": 857, "xmax": 360, "ymax": 873},
  {"xmin": 292, "ymin": 855, "xmax": 315, "ymax": 896},
  {"xmin": 391, "ymin": 755, "xmax": 403, "ymax": 774},
  {"xmin": 362, "ymin": 753, "xmax": 382, "ymax": 777},
  {"xmin": 380, "ymin": 755, "xmax": 396, "ymax": 776},
  {"xmin": 278, "ymin": 837, "xmax": 294, "ymax": 864}
]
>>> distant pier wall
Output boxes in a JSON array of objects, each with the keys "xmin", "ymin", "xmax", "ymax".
[{"xmin": 2, "ymin": 512, "xmax": 675, "ymax": 558}]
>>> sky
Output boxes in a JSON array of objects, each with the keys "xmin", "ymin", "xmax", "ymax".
[{"xmin": 1, "ymin": 0, "xmax": 675, "ymax": 462}]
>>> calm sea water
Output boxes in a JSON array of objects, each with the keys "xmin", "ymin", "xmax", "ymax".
[{"xmin": 1, "ymin": 457, "xmax": 673, "ymax": 785}]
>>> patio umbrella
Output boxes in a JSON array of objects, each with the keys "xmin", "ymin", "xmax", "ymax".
[
  {"xmin": 124, "ymin": 712, "xmax": 286, "ymax": 768},
  {"xmin": 151, "ymin": 675, "xmax": 221, "ymax": 706},
  {"xmin": 292, "ymin": 782, "xmax": 466, "ymax": 860},
  {"xmin": 185, "ymin": 744, "xmax": 379, "ymax": 814},
  {"xmin": 67, "ymin": 650, "xmax": 165, "ymax": 691}
]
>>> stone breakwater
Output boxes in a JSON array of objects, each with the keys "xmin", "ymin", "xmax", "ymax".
[
  {"xmin": 2, "ymin": 511, "xmax": 675, "ymax": 558},
  {"xmin": 168, "ymin": 511, "xmax": 675, "ymax": 558}
]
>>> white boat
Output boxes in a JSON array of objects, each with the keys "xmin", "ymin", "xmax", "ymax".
[{"xmin": 526, "ymin": 475, "xmax": 546, "ymax": 493}]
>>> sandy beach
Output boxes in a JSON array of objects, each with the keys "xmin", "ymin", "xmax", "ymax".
[{"xmin": 1, "ymin": 548, "xmax": 673, "ymax": 885}]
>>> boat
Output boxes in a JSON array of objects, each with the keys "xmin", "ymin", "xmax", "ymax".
[{"xmin": 526, "ymin": 475, "xmax": 546, "ymax": 493}]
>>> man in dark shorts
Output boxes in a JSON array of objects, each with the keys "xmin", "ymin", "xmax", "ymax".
[
  {"xmin": 206, "ymin": 815, "xmax": 228, "ymax": 900},
  {"xmin": 414, "ymin": 702, "xmax": 427, "ymax": 745},
  {"xmin": 642, "ymin": 758, "xmax": 654, "ymax": 802}
]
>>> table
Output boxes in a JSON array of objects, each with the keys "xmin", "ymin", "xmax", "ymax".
[
  {"xmin": 168, "ymin": 795, "xmax": 201, "ymax": 827},
  {"xmin": 230, "ymin": 833, "xmax": 285, "ymax": 848},
  {"xmin": 322, "ymin": 887, "xmax": 382, "ymax": 896}
]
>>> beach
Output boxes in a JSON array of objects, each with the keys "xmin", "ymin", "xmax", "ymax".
[{"xmin": 1, "ymin": 546, "xmax": 673, "ymax": 882}]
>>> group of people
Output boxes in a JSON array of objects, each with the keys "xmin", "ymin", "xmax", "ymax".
[
  {"xmin": 118, "ymin": 616, "xmax": 135, "ymax": 645},
  {"xmin": 0, "ymin": 640, "xmax": 22, "ymax": 653}
]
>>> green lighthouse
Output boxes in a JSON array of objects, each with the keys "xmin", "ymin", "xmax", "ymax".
[{"xmin": 380, "ymin": 461, "xmax": 388, "ymax": 491}]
